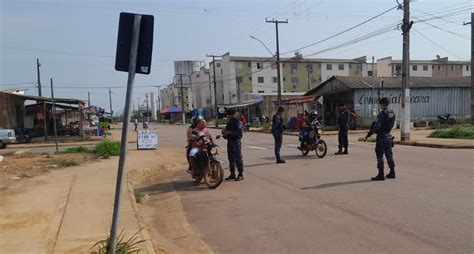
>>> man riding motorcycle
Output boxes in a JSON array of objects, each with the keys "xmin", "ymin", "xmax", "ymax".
[
  {"xmin": 188, "ymin": 118, "xmax": 214, "ymax": 179},
  {"xmin": 298, "ymin": 111, "xmax": 318, "ymax": 149}
]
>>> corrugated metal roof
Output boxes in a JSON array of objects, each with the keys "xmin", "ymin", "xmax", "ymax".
[
  {"xmin": 0, "ymin": 91, "xmax": 85, "ymax": 104},
  {"xmin": 305, "ymin": 76, "xmax": 471, "ymax": 96}
]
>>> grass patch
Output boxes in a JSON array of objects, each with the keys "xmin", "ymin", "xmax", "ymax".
[
  {"xmin": 62, "ymin": 146, "xmax": 91, "ymax": 154},
  {"xmin": 94, "ymin": 140, "xmax": 121, "ymax": 158},
  {"xmin": 357, "ymin": 137, "xmax": 376, "ymax": 142},
  {"xmin": 428, "ymin": 126, "xmax": 474, "ymax": 139},
  {"xmin": 134, "ymin": 189, "xmax": 145, "ymax": 204},
  {"xmin": 1, "ymin": 151, "xmax": 15, "ymax": 157},
  {"xmin": 90, "ymin": 228, "xmax": 146, "ymax": 254},
  {"xmin": 53, "ymin": 159, "xmax": 79, "ymax": 167}
]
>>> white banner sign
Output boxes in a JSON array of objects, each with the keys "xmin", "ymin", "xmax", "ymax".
[{"xmin": 137, "ymin": 130, "xmax": 158, "ymax": 150}]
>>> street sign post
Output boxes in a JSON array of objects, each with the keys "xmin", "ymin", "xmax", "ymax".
[{"xmin": 108, "ymin": 12, "xmax": 154, "ymax": 254}]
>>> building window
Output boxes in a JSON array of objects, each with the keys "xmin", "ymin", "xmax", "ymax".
[
  {"xmin": 236, "ymin": 76, "xmax": 243, "ymax": 83},
  {"xmin": 258, "ymin": 90, "xmax": 265, "ymax": 93},
  {"xmin": 272, "ymin": 77, "xmax": 278, "ymax": 83},
  {"xmin": 258, "ymin": 77, "xmax": 264, "ymax": 83},
  {"xmin": 283, "ymin": 77, "xmax": 286, "ymax": 81},
  {"xmin": 249, "ymin": 76, "xmax": 252, "ymax": 81},
  {"xmin": 451, "ymin": 65, "xmax": 454, "ymax": 71},
  {"xmin": 216, "ymin": 62, "xmax": 221, "ymax": 68},
  {"xmin": 220, "ymin": 69, "xmax": 223, "ymax": 75},
  {"xmin": 438, "ymin": 66, "xmax": 441, "ymax": 70},
  {"xmin": 357, "ymin": 64, "xmax": 363, "ymax": 71},
  {"xmin": 395, "ymin": 65, "xmax": 401, "ymax": 71},
  {"xmin": 412, "ymin": 65, "xmax": 418, "ymax": 71},
  {"xmin": 248, "ymin": 62, "xmax": 251, "ymax": 68},
  {"xmin": 326, "ymin": 64, "xmax": 332, "ymax": 70},
  {"xmin": 196, "ymin": 74, "xmax": 200, "ymax": 78},
  {"xmin": 290, "ymin": 63, "xmax": 298, "ymax": 70},
  {"xmin": 467, "ymin": 65, "xmax": 470, "ymax": 71},
  {"xmin": 291, "ymin": 77, "xmax": 299, "ymax": 84},
  {"xmin": 423, "ymin": 65, "xmax": 428, "ymax": 71},
  {"xmin": 257, "ymin": 63, "xmax": 263, "ymax": 69},
  {"xmin": 368, "ymin": 71, "xmax": 373, "ymax": 77},
  {"xmin": 338, "ymin": 64, "xmax": 344, "ymax": 70},
  {"xmin": 282, "ymin": 63, "xmax": 286, "ymax": 68}
]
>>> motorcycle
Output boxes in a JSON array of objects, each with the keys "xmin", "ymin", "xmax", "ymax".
[
  {"xmin": 297, "ymin": 121, "xmax": 327, "ymax": 158},
  {"xmin": 189, "ymin": 130, "xmax": 224, "ymax": 189},
  {"xmin": 437, "ymin": 113, "xmax": 456, "ymax": 125}
]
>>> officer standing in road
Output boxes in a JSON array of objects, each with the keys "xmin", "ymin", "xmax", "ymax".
[
  {"xmin": 335, "ymin": 105, "xmax": 350, "ymax": 155},
  {"xmin": 365, "ymin": 97, "xmax": 396, "ymax": 181},
  {"xmin": 222, "ymin": 108, "xmax": 244, "ymax": 181},
  {"xmin": 271, "ymin": 106, "xmax": 286, "ymax": 164}
]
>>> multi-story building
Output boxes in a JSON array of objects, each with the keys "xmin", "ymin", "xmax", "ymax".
[
  {"xmin": 190, "ymin": 67, "xmax": 212, "ymax": 110},
  {"xmin": 219, "ymin": 53, "xmax": 370, "ymax": 105},
  {"xmin": 377, "ymin": 56, "xmax": 471, "ymax": 77}
]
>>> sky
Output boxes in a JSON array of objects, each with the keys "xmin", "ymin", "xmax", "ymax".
[{"xmin": 0, "ymin": 0, "xmax": 471, "ymax": 115}]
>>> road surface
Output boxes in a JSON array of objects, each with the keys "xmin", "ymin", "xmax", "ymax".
[{"xmin": 146, "ymin": 124, "xmax": 473, "ymax": 254}]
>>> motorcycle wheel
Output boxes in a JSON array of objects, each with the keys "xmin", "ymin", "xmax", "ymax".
[
  {"xmin": 204, "ymin": 161, "xmax": 223, "ymax": 189},
  {"xmin": 315, "ymin": 140, "xmax": 327, "ymax": 158},
  {"xmin": 448, "ymin": 118, "xmax": 456, "ymax": 125}
]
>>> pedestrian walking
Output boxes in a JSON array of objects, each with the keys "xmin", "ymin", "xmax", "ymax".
[
  {"xmin": 271, "ymin": 106, "xmax": 286, "ymax": 164},
  {"xmin": 335, "ymin": 105, "xmax": 350, "ymax": 155},
  {"xmin": 365, "ymin": 97, "xmax": 396, "ymax": 181},
  {"xmin": 134, "ymin": 118, "xmax": 138, "ymax": 131},
  {"xmin": 142, "ymin": 118, "xmax": 149, "ymax": 129},
  {"xmin": 222, "ymin": 108, "xmax": 244, "ymax": 181}
]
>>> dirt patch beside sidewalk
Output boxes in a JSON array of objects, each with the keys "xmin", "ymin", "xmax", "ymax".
[{"xmin": 0, "ymin": 152, "xmax": 97, "ymax": 187}]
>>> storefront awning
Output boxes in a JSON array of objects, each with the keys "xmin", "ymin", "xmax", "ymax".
[
  {"xmin": 272, "ymin": 96, "xmax": 316, "ymax": 106},
  {"xmin": 218, "ymin": 100, "xmax": 263, "ymax": 109}
]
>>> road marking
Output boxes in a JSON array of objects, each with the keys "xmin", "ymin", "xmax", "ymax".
[{"xmin": 246, "ymin": 145, "xmax": 268, "ymax": 150}]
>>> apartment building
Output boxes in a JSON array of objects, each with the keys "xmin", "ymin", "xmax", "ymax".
[
  {"xmin": 190, "ymin": 67, "xmax": 212, "ymax": 109},
  {"xmin": 219, "ymin": 53, "xmax": 370, "ymax": 105},
  {"xmin": 377, "ymin": 56, "xmax": 471, "ymax": 77}
]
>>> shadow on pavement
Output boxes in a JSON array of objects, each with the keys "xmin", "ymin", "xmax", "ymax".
[
  {"xmin": 138, "ymin": 179, "xmax": 207, "ymax": 195},
  {"xmin": 301, "ymin": 179, "xmax": 372, "ymax": 190}
]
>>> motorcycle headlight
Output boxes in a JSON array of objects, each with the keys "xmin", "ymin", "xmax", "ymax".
[{"xmin": 210, "ymin": 147, "xmax": 218, "ymax": 155}]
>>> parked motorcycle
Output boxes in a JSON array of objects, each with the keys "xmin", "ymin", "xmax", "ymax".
[
  {"xmin": 297, "ymin": 121, "xmax": 327, "ymax": 158},
  {"xmin": 189, "ymin": 131, "xmax": 224, "ymax": 189},
  {"xmin": 437, "ymin": 113, "xmax": 456, "ymax": 125}
]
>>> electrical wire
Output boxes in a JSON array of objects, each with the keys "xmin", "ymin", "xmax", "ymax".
[
  {"xmin": 413, "ymin": 19, "xmax": 470, "ymax": 40},
  {"xmin": 412, "ymin": 28, "xmax": 467, "ymax": 60}
]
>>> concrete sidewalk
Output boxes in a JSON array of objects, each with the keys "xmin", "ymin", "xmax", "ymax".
[{"xmin": 0, "ymin": 150, "xmax": 156, "ymax": 253}]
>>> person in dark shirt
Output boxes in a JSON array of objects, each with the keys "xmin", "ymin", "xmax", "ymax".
[
  {"xmin": 365, "ymin": 97, "xmax": 396, "ymax": 181},
  {"xmin": 271, "ymin": 106, "xmax": 286, "ymax": 164},
  {"xmin": 335, "ymin": 105, "xmax": 350, "ymax": 155},
  {"xmin": 222, "ymin": 108, "xmax": 244, "ymax": 181}
]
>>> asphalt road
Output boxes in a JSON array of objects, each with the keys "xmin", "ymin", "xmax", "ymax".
[{"xmin": 152, "ymin": 123, "xmax": 473, "ymax": 254}]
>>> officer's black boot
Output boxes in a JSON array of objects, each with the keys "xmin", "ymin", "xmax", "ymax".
[
  {"xmin": 276, "ymin": 156, "xmax": 286, "ymax": 164},
  {"xmin": 386, "ymin": 168, "xmax": 396, "ymax": 179},
  {"xmin": 371, "ymin": 169, "xmax": 385, "ymax": 181},
  {"xmin": 342, "ymin": 148, "xmax": 348, "ymax": 154},
  {"xmin": 335, "ymin": 149, "xmax": 342, "ymax": 155},
  {"xmin": 235, "ymin": 174, "xmax": 244, "ymax": 181},
  {"xmin": 225, "ymin": 173, "xmax": 236, "ymax": 180}
]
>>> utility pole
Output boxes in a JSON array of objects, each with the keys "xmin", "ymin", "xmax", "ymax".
[
  {"xmin": 36, "ymin": 58, "xmax": 42, "ymax": 97},
  {"xmin": 306, "ymin": 64, "xmax": 312, "ymax": 91},
  {"xmin": 266, "ymin": 18, "xmax": 288, "ymax": 106},
  {"xmin": 50, "ymin": 78, "xmax": 59, "ymax": 152},
  {"xmin": 145, "ymin": 93, "xmax": 149, "ymax": 119},
  {"xmin": 208, "ymin": 70, "xmax": 213, "ymax": 117},
  {"xmin": 156, "ymin": 86, "xmax": 162, "ymax": 120},
  {"xmin": 237, "ymin": 79, "xmax": 241, "ymax": 104},
  {"xmin": 464, "ymin": 14, "xmax": 473, "ymax": 124},
  {"xmin": 176, "ymin": 74, "xmax": 186, "ymax": 124},
  {"xmin": 372, "ymin": 56, "xmax": 375, "ymax": 117},
  {"xmin": 206, "ymin": 54, "xmax": 221, "ymax": 127},
  {"xmin": 88, "ymin": 92, "xmax": 91, "ymax": 107},
  {"xmin": 109, "ymin": 88, "xmax": 113, "ymax": 122},
  {"xmin": 400, "ymin": 0, "xmax": 413, "ymax": 141}
]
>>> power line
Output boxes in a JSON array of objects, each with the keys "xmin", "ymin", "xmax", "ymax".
[
  {"xmin": 412, "ymin": 19, "xmax": 470, "ymax": 40},
  {"xmin": 413, "ymin": 28, "xmax": 467, "ymax": 60}
]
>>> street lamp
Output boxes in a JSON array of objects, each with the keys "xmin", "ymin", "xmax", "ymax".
[{"xmin": 249, "ymin": 35, "xmax": 274, "ymax": 57}]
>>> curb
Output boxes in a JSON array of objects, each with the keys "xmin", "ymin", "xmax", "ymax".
[
  {"xmin": 393, "ymin": 141, "xmax": 474, "ymax": 149},
  {"xmin": 7, "ymin": 140, "xmax": 138, "ymax": 149}
]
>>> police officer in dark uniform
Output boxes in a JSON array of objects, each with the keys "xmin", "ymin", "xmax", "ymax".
[
  {"xmin": 222, "ymin": 108, "xmax": 244, "ymax": 181},
  {"xmin": 271, "ymin": 106, "xmax": 286, "ymax": 164},
  {"xmin": 335, "ymin": 105, "xmax": 350, "ymax": 155},
  {"xmin": 365, "ymin": 97, "xmax": 396, "ymax": 181}
]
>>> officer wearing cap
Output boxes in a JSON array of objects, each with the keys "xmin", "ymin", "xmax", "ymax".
[
  {"xmin": 271, "ymin": 106, "xmax": 286, "ymax": 164},
  {"xmin": 365, "ymin": 97, "xmax": 396, "ymax": 181},
  {"xmin": 222, "ymin": 108, "xmax": 244, "ymax": 181}
]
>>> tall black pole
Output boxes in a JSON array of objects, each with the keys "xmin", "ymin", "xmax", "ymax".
[
  {"xmin": 88, "ymin": 92, "xmax": 91, "ymax": 106},
  {"xmin": 266, "ymin": 19, "xmax": 288, "ymax": 106},
  {"xmin": 109, "ymin": 88, "xmax": 113, "ymax": 122},
  {"xmin": 50, "ymin": 78, "xmax": 58, "ymax": 152},
  {"xmin": 178, "ymin": 74, "xmax": 186, "ymax": 124},
  {"xmin": 471, "ymin": 13, "xmax": 473, "ymax": 125},
  {"xmin": 401, "ymin": 0, "xmax": 412, "ymax": 141},
  {"xmin": 107, "ymin": 14, "xmax": 141, "ymax": 254},
  {"xmin": 36, "ymin": 58, "xmax": 42, "ymax": 97},
  {"xmin": 207, "ymin": 54, "xmax": 220, "ymax": 127},
  {"xmin": 145, "ymin": 93, "xmax": 149, "ymax": 119}
]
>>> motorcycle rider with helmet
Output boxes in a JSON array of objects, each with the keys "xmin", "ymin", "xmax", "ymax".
[
  {"xmin": 188, "ymin": 117, "xmax": 214, "ymax": 179},
  {"xmin": 298, "ymin": 111, "xmax": 318, "ymax": 150}
]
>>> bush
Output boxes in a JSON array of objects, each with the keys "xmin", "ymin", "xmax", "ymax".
[
  {"xmin": 428, "ymin": 126, "xmax": 474, "ymax": 140},
  {"xmin": 94, "ymin": 140, "xmax": 121, "ymax": 157},
  {"xmin": 90, "ymin": 228, "xmax": 146, "ymax": 254},
  {"xmin": 63, "ymin": 146, "xmax": 91, "ymax": 154},
  {"xmin": 53, "ymin": 159, "xmax": 78, "ymax": 167}
]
